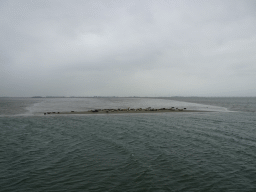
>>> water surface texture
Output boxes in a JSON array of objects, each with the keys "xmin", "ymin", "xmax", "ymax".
[{"xmin": 0, "ymin": 97, "xmax": 255, "ymax": 191}]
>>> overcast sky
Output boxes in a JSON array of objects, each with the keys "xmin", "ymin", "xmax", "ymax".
[{"xmin": 1, "ymin": 0, "xmax": 256, "ymax": 97}]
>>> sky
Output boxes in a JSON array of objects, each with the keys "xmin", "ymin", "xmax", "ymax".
[{"xmin": 1, "ymin": 0, "xmax": 256, "ymax": 97}]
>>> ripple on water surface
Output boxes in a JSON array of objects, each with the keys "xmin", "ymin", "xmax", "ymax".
[{"xmin": 1, "ymin": 110, "xmax": 256, "ymax": 191}]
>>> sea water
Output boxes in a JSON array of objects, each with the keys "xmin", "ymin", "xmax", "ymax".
[{"xmin": 0, "ymin": 97, "xmax": 255, "ymax": 191}]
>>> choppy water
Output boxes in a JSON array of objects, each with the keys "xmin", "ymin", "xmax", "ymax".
[{"xmin": 0, "ymin": 97, "xmax": 256, "ymax": 191}]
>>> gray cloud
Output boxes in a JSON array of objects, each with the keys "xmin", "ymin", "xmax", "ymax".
[{"xmin": 1, "ymin": 0, "xmax": 256, "ymax": 97}]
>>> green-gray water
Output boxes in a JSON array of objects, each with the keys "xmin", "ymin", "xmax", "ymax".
[{"xmin": 1, "ymin": 97, "xmax": 256, "ymax": 191}]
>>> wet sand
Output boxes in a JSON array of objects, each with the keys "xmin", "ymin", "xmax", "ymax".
[{"xmin": 44, "ymin": 108, "xmax": 211, "ymax": 115}]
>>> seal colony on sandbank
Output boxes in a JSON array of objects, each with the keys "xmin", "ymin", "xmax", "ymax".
[{"xmin": 44, "ymin": 107, "xmax": 210, "ymax": 115}]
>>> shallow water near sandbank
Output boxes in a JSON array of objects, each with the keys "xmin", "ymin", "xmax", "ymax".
[{"xmin": 0, "ymin": 97, "xmax": 256, "ymax": 191}]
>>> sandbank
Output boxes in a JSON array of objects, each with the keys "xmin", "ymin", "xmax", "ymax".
[{"xmin": 43, "ymin": 107, "xmax": 211, "ymax": 115}]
